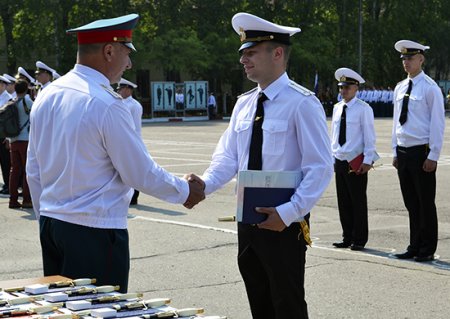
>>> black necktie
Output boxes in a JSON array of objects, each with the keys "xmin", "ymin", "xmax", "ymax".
[
  {"xmin": 248, "ymin": 93, "xmax": 268, "ymax": 170},
  {"xmin": 338, "ymin": 104, "xmax": 347, "ymax": 146},
  {"xmin": 399, "ymin": 80, "xmax": 413, "ymax": 125}
]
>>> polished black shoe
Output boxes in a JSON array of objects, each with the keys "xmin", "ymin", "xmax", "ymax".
[
  {"xmin": 0, "ymin": 188, "xmax": 9, "ymax": 195},
  {"xmin": 350, "ymin": 244, "xmax": 365, "ymax": 251},
  {"xmin": 414, "ymin": 255, "xmax": 434, "ymax": 262},
  {"xmin": 394, "ymin": 251, "xmax": 416, "ymax": 259},
  {"xmin": 333, "ymin": 242, "xmax": 351, "ymax": 248}
]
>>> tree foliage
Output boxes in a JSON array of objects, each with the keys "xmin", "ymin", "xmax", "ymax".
[{"xmin": 0, "ymin": 0, "xmax": 448, "ymax": 96}]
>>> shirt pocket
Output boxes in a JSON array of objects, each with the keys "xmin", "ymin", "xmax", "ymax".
[
  {"xmin": 408, "ymin": 94, "xmax": 423, "ymax": 110},
  {"xmin": 262, "ymin": 119, "xmax": 288, "ymax": 156},
  {"xmin": 234, "ymin": 119, "xmax": 252, "ymax": 154}
]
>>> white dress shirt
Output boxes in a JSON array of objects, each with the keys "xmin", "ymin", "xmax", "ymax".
[
  {"xmin": 331, "ymin": 97, "xmax": 377, "ymax": 164},
  {"xmin": 123, "ymin": 96, "xmax": 143, "ymax": 136},
  {"xmin": 392, "ymin": 71, "xmax": 445, "ymax": 161},
  {"xmin": 27, "ymin": 64, "xmax": 189, "ymax": 229},
  {"xmin": 202, "ymin": 72, "xmax": 333, "ymax": 226}
]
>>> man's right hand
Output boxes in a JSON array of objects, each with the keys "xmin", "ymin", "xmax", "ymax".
[
  {"xmin": 183, "ymin": 174, "xmax": 205, "ymax": 209},
  {"xmin": 392, "ymin": 157, "xmax": 398, "ymax": 169}
]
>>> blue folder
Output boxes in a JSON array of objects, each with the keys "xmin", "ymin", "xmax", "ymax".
[{"xmin": 241, "ymin": 187, "xmax": 295, "ymax": 224}]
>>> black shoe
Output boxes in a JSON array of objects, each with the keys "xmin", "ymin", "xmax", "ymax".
[
  {"xmin": 333, "ymin": 242, "xmax": 351, "ymax": 248},
  {"xmin": 350, "ymin": 244, "xmax": 365, "ymax": 251},
  {"xmin": 394, "ymin": 251, "xmax": 416, "ymax": 259},
  {"xmin": 414, "ymin": 255, "xmax": 434, "ymax": 262},
  {"xmin": 0, "ymin": 188, "xmax": 9, "ymax": 195}
]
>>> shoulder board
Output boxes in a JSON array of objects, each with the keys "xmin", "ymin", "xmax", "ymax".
[
  {"xmin": 288, "ymin": 81, "xmax": 314, "ymax": 96},
  {"xmin": 237, "ymin": 87, "xmax": 258, "ymax": 98},
  {"xmin": 101, "ymin": 84, "xmax": 122, "ymax": 99}
]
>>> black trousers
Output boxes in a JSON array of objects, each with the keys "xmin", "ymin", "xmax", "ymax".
[
  {"xmin": 396, "ymin": 145, "xmax": 438, "ymax": 256},
  {"xmin": 334, "ymin": 159, "xmax": 368, "ymax": 246},
  {"xmin": 238, "ymin": 219, "xmax": 309, "ymax": 319},
  {"xmin": 39, "ymin": 216, "xmax": 130, "ymax": 292},
  {"xmin": 131, "ymin": 189, "xmax": 139, "ymax": 204},
  {"xmin": 0, "ymin": 138, "xmax": 10, "ymax": 189}
]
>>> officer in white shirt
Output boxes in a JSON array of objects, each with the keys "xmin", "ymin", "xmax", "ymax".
[
  {"xmin": 3, "ymin": 74, "xmax": 17, "ymax": 99},
  {"xmin": 391, "ymin": 40, "xmax": 445, "ymax": 262},
  {"xmin": 26, "ymin": 14, "xmax": 204, "ymax": 292},
  {"xmin": 35, "ymin": 61, "xmax": 56, "ymax": 94},
  {"xmin": 189, "ymin": 13, "xmax": 333, "ymax": 318},
  {"xmin": 207, "ymin": 92, "xmax": 217, "ymax": 120},
  {"xmin": 331, "ymin": 68, "xmax": 376, "ymax": 251},
  {"xmin": 117, "ymin": 77, "xmax": 143, "ymax": 205}
]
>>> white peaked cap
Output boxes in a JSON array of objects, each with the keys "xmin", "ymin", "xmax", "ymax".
[
  {"xmin": 17, "ymin": 67, "xmax": 36, "ymax": 84},
  {"xmin": 394, "ymin": 40, "xmax": 430, "ymax": 57},
  {"xmin": 0, "ymin": 75, "xmax": 11, "ymax": 84},
  {"xmin": 335, "ymin": 67, "xmax": 365, "ymax": 85},
  {"xmin": 2, "ymin": 74, "xmax": 16, "ymax": 83},
  {"xmin": 52, "ymin": 71, "xmax": 61, "ymax": 79},
  {"xmin": 232, "ymin": 12, "xmax": 301, "ymax": 51},
  {"xmin": 36, "ymin": 61, "xmax": 56, "ymax": 74},
  {"xmin": 118, "ymin": 78, "xmax": 137, "ymax": 88}
]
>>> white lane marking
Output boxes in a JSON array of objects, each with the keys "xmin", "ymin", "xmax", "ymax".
[
  {"xmin": 131, "ymin": 215, "xmax": 237, "ymax": 235},
  {"xmin": 130, "ymin": 215, "xmax": 450, "ymax": 270}
]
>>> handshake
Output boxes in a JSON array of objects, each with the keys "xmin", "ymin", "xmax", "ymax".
[{"xmin": 182, "ymin": 173, "xmax": 206, "ymax": 209}]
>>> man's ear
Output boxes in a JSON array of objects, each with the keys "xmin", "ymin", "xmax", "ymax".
[
  {"xmin": 103, "ymin": 43, "xmax": 115, "ymax": 62},
  {"xmin": 273, "ymin": 46, "xmax": 283, "ymax": 61}
]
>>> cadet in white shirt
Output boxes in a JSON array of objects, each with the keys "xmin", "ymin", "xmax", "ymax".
[
  {"xmin": 331, "ymin": 68, "xmax": 376, "ymax": 251},
  {"xmin": 189, "ymin": 13, "xmax": 333, "ymax": 319},
  {"xmin": 117, "ymin": 77, "xmax": 143, "ymax": 205},
  {"xmin": 391, "ymin": 40, "xmax": 445, "ymax": 262},
  {"xmin": 3, "ymin": 74, "xmax": 17, "ymax": 99},
  {"xmin": 35, "ymin": 61, "xmax": 56, "ymax": 95},
  {"xmin": 26, "ymin": 14, "xmax": 204, "ymax": 292}
]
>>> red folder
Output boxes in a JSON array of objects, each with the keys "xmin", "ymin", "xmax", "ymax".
[{"xmin": 348, "ymin": 153, "xmax": 364, "ymax": 172}]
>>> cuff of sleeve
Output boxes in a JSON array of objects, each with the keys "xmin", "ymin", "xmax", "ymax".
[
  {"xmin": 428, "ymin": 151, "xmax": 440, "ymax": 162},
  {"xmin": 276, "ymin": 201, "xmax": 300, "ymax": 227},
  {"xmin": 179, "ymin": 179, "xmax": 190, "ymax": 204}
]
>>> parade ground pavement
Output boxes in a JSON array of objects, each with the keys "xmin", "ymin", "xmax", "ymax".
[{"xmin": 1, "ymin": 118, "xmax": 450, "ymax": 319}]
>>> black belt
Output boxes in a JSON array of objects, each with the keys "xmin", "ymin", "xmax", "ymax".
[{"xmin": 397, "ymin": 144, "xmax": 428, "ymax": 153}]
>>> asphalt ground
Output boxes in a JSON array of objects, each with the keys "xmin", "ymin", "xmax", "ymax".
[{"xmin": 1, "ymin": 118, "xmax": 450, "ymax": 318}]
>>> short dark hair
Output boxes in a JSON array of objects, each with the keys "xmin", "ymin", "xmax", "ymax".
[
  {"xmin": 265, "ymin": 41, "xmax": 292, "ymax": 63},
  {"xmin": 15, "ymin": 79, "xmax": 28, "ymax": 94}
]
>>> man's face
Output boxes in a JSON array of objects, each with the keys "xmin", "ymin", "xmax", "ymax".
[
  {"xmin": 6, "ymin": 83, "xmax": 15, "ymax": 94},
  {"xmin": 108, "ymin": 43, "xmax": 132, "ymax": 84},
  {"xmin": 0, "ymin": 82, "xmax": 6, "ymax": 93},
  {"xmin": 402, "ymin": 54, "xmax": 423, "ymax": 76},
  {"xmin": 339, "ymin": 84, "xmax": 358, "ymax": 102},
  {"xmin": 239, "ymin": 42, "xmax": 277, "ymax": 87},
  {"xmin": 35, "ymin": 71, "xmax": 51, "ymax": 85}
]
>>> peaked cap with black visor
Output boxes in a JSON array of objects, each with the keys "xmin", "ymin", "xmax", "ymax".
[{"xmin": 231, "ymin": 12, "xmax": 301, "ymax": 53}]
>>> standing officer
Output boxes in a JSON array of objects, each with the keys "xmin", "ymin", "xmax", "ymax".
[
  {"xmin": 190, "ymin": 12, "xmax": 333, "ymax": 319},
  {"xmin": 117, "ymin": 77, "xmax": 142, "ymax": 205},
  {"xmin": 331, "ymin": 68, "xmax": 377, "ymax": 251},
  {"xmin": 392, "ymin": 40, "xmax": 445, "ymax": 262},
  {"xmin": 35, "ymin": 61, "xmax": 56, "ymax": 94},
  {"xmin": 26, "ymin": 14, "xmax": 205, "ymax": 292},
  {"xmin": 3, "ymin": 74, "xmax": 17, "ymax": 99}
]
